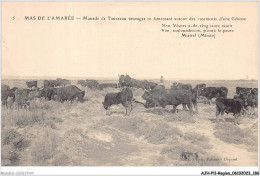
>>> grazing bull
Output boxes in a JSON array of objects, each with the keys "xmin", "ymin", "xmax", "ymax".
[
  {"xmin": 199, "ymin": 87, "xmax": 228, "ymax": 105},
  {"xmin": 44, "ymin": 80, "xmax": 60, "ymax": 87},
  {"xmin": 85, "ymin": 79, "xmax": 99, "ymax": 90},
  {"xmin": 236, "ymin": 87, "xmax": 252, "ymax": 95},
  {"xmin": 56, "ymin": 85, "xmax": 85, "ymax": 102},
  {"xmin": 26, "ymin": 81, "xmax": 37, "ymax": 88},
  {"xmin": 14, "ymin": 88, "xmax": 41, "ymax": 110},
  {"xmin": 40, "ymin": 87, "xmax": 57, "ymax": 100},
  {"xmin": 148, "ymin": 81, "xmax": 158, "ymax": 90},
  {"xmin": 56, "ymin": 78, "xmax": 71, "ymax": 87},
  {"xmin": 77, "ymin": 80, "xmax": 88, "ymax": 87},
  {"xmin": 98, "ymin": 83, "xmax": 118, "ymax": 90},
  {"xmin": 142, "ymin": 89, "xmax": 194, "ymax": 114},
  {"xmin": 171, "ymin": 83, "xmax": 192, "ymax": 90},
  {"xmin": 103, "ymin": 87, "xmax": 133, "ymax": 116},
  {"xmin": 216, "ymin": 97, "xmax": 244, "ymax": 125},
  {"xmin": 153, "ymin": 85, "xmax": 165, "ymax": 90}
]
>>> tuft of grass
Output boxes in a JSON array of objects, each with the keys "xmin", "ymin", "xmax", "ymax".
[
  {"xmin": 214, "ymin": 123, "xmax": 258, "ymax": 152},
  {"xmin": 1, "ymin": 128, "xmax": 29, "ymax": 166},
  {"xmin": 139, "ymin": 121, "xmax": 183, "ymax": 144},
  {"xmin": 52, "ymin": 152, "xmax": 71, "ymax": 166},
  {"xmin": 2, "ymin": 128, "xmax": 30, "ymax": 151},
  {"xmin": 184, "ymin": 132, "xmax": 212, "ymax": 149},
  {"xmin": 31, "ymin": 129, "xmax": 61, "ymax": 166},
  {"xmin": 164, "ymin": 111, "xmax": 195, "ymax": 123},
  {"xmin": 214, "ymin": 123, "xmax": 250, "ymax": 145},
  {"xmin": 2, "ymin": 109, "xmax": 46, "ymax": 128},
  {"xmin": 102, "ymin": 117, "xmax": 183, "ymax": 144}
]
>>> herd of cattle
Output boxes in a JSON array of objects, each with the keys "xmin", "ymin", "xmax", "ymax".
[{"xmin": 1, "ymin": 75, "xmax": 258, "ymax": 125}]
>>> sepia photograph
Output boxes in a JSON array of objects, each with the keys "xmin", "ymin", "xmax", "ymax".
[{"xmin": 1, "ymin": 1, "xmax": 259, "ymax": 175}]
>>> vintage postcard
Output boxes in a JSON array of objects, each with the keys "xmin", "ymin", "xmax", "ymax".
[{"xmin": 1, "ymin": 1, "xmax": 258, "ymax": 175}]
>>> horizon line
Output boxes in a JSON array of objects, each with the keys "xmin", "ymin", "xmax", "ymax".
[{"xmin": 1, "ymin": 75, "xmax": 258, "ymax": 81}]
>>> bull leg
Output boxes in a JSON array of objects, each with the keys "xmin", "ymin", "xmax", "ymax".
[
  {"xmin": 108, "ymin": 106, "xmax": 111, "ymax": 116},
  {"xmin": 220, "ymin": 109, "xmax": 225, "ymax": 122},
  {"xmin": 216, "ymin": 106, "xmax": 221, "ymax": 123},
  {"xmin": 182, "ymin": 104, "xmax": 187, "ymax": 110},
  {"xmin": 130, "ymin": 102, "xmax": 133, "ymax": 112},
  {"xmin": 187, "ymin": 103, "xmax": 193, "ymax": 115},
  {"xmin": 4, "ymin": 101, "xmax": 7, "ymax": 109},
  {"xmin": 193, "ymin": 100, "xmax": 198, "ymax": 114},
  {"xmin": 234, "ymin": 114, "xmax": 239, "ymax": 125},
  {"xmin": 208, "ymin": 98, "xmax": 212, "ymax": 105},
  {"xmin": 106, "ymin": 106, "xmax": 111, "ymax": 116},
  {"xmin": 172, "ymin": 105, "xmax": 176, "ymax": 114},
  {"xmin": 128, "ymin": 101, "xmax": 133, "ymax": 115},
  {"xmin": 125, "ymin": 106, "xmax": 127, "ymax": 116}
]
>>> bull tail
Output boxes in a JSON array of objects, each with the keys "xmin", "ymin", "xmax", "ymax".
[{"xmin": 133, "ymin": 100, "xmax": 146, "ymax": 107}]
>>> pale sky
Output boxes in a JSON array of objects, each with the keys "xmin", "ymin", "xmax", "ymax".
[{"xmin": 2, "ymin": 2, "xmax": 258, "ymax": 80}]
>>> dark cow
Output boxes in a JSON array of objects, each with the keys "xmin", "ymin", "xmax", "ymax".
[
  {"xmin": 26, "ymin": 81, "xmax": 37, "ymax": 88},
  {"xmin": 130, "ymin": 79, "xmax": 138, "ymax": 88},
  {"xmin": 216, "ymin": 97, "xmax": 244, "ymax": 125},
  {"xmin": 85, "ymin": 79, "xmax": 99, "ymax": 90},
  {"xmin": 14, "ymin": 88, "xmax": 41, "ymax": 110},
  {"xmin": 2, "ymin": 84, "xmax": 11, "ymax": 108},
  {"xmin": 195, "ymin": 84, "xmax": 206, "ymax": 90},
  {"xmin": 44, "ymin": 80, "xmax": 60, "ymax": 87},
  {"xmin": 98, "ymin": 83, "xmax": 118, "ymax": 90},
  {"xmin": 56, "ymin": 78, "xmax": 71, "ymax": 87},
  {"xmin": 236, "ymin": 87, "xmax": 252, "ymax": 95},
  {"xmin": 235, "ymin": 87, "xmax": 258, "ymax": 108},
  {"xmin": 153, "ymin": 85, "xmax": 165, "ymax": 90},
  {"xmin": 118, "ymin": 74, "xmax": 132, "ymax": 88},
  {"xmin": 171, "ymin": 83, "xmax": 192, "ymax": 90},
  {"xmin": 77, "ymin": 80, "xmax": 88, "ymax": 87},
  {"xmin": 1, "ymin": 84, "xmax": 17, "ymax": 108},
  {"xmin": 194, "ymin": 84, "xmax": 206, "ymax": 100},
  {"xmin": 246, "ymin": 89, "xmax": 258, "ymax": 108},
  {"xmin": 142, "ymin": 80, "xmax": 150, "ymax": 90},
  {"xmin": 199, "ymin": 87, "xmax": 228, "ymax": 105},
  {"xmin": 142, "ymin": 89, "xmax": 194, "ymax": 114},
  {"xmin": 56, "ymin": 85, "xmax": 85, "ymax": 102},
  {"xmin": 233, "ymin": 94, "xmax": 248, "ymax": 114},
  {"xmin": 170, "ymin": 83, "xmax": 197, "ymax": 112},
  {"xmin": 103, "ymin": 87, "xmax": 133, "ymax": 116},
  {"xmin": 148, "ymin": 81, "xmax": 158, "ymax": 90},
  {"xmin": 40, "ymin": 87, "xmax": 57, "ymax": 100}
]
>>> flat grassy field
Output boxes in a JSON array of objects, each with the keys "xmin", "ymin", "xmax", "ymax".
[{"xmin": 1, "ymin": 79, "xmax": 258, "ymax": 166}]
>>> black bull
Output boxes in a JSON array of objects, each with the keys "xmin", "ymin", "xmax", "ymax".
[
  {"xmin": 56, "ymin": 85, "xmax": 85, "ymax": 102},
  {"xmin": 142, "ymin": 89, "xmax": 197, "ymax": 113},
  {"xmin": 198, "ymin": 87, "xmax": 228, "ymax": 104}
]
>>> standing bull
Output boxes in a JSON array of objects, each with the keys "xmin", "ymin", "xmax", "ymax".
[
  {"xmin": 56, "ymin": 85, "xmax": 85, "ymax": 102},
  {"xmin": 142, "ymin": 89, "xmax": 194, "ymax": 114},
  {"xmin": 171, "ymin": 83, "xmax": 192, "ymax": 90},
  {"xmin": 198, "ymin": 87, "xmax": 228, "ymax": 105},
  {"xmin": 103, "ymin": 87, "xmax": 133, "ymax": 116},
  {"xmin": 56, "ymin": 78, "xmax": 71, "ymax": 87},
  {"xmin": 26, "ymin": 81, "xmax": 37, "ymax": 88}
]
